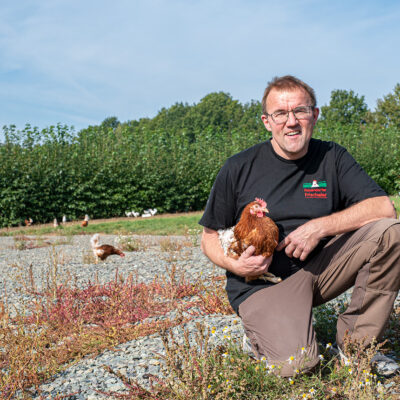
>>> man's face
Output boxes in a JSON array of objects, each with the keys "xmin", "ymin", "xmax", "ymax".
[{"xmin": 261, "ymin": 88, "xmax": 319, "ymax": 160}]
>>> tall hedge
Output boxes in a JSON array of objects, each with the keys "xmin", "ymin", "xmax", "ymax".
[{"xmin": 1, "ymin": 102, "xmax": 399, "ymax": 227}]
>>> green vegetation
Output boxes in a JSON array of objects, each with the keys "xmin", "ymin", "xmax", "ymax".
[{"xmin": 1, "ymin": 85, "xmax": 400, "ymax": 228}]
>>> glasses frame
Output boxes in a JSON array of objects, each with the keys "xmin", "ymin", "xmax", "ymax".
[{"xmin": 265, "ymin": 105, "xmax": 315, "ymax": 124}]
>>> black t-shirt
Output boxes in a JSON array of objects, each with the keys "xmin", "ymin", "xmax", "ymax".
[{"xmin": 199, "ymin": 138, "xmax": 386, "ymax": 313}]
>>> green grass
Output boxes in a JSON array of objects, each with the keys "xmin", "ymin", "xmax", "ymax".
[
  {"xmin": 390, "ymin": 195, "xmax": 400, "ymax": 214},
  {"xmin": 0, "ymin": 212, "xmax": 204, "ymax": 237}
]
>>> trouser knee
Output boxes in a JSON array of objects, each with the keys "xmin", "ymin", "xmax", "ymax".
[{"xmin": 368, "ymin": 221, "xmax": 400, "ymax": 292}]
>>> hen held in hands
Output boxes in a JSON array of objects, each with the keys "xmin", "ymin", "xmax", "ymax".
[{"xmin": 220, "ymin": 198, "xmax": 281, "ymax": 284}]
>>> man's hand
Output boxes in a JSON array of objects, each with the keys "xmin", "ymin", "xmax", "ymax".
[
  {"xmin": 276, "ymin": 220, "xmax": 324, "ymax": 261},
  {"xmin": 232, "ymin": 245, "xmax": 273, "ymax": 278}
]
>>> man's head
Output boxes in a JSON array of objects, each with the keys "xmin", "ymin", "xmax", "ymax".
[{"xmin": 261, "ymin": 75, "xmax": 319, "ymax": 160}]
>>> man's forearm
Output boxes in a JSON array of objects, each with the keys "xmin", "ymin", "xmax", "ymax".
[
  {"xmin": 277, "ymin": 195, "xmax": 395, "ymax": 261},
  {"xmin": 313, "ymin": 196, "xmax": 395, "ymax": 238},
  {"xmin": 200, "ymin": 228, "xmax": 235, "ymax": 272}
]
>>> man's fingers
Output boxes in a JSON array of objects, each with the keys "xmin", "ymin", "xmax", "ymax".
[
  {"xmin": 276, "ymin": 238, "xmax": 288, "ymax": 251},
  {"xmin": 292, "ymin": 247, "xmax": 303, "ymax": 259},
  {"xmin": 243, "ymin": 245, "xmax": 256, "ymax": 256}
]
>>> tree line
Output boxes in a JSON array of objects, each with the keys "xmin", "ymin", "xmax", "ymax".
[{"xmin": 0, "ymin": 85, "xmax": 399, "ymax": 227}]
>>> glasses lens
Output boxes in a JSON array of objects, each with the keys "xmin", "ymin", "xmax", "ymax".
[
  {"xmin": 293, "ymin": 106, "xmax": 312, "ymax": 119},
  {"xmin": 272, "ymin": 111, "xmax": 288, "ymax": 124},
  {"xmin": 271, "ymin": 106, "xmax": 312, "ymax": 124}
]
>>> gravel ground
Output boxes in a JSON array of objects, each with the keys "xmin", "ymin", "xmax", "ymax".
[{"xmin": 0, "ymin": 234, "xmax": 398, "ymax": 399}]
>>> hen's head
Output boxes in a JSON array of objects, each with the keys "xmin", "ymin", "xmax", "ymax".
[{"xmin": 248, "ymin": 198, "xmax": 269, "ymax": 218}]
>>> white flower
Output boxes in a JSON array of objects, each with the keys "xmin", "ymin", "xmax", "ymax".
[{"xmin": 287, "ymin": 355, "xmax": 295, "ymax": 364}]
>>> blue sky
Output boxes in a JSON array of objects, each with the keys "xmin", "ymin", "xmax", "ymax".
[{"xmin": 0, "ymin": 0, "xmax": 399, "ymax": 133}]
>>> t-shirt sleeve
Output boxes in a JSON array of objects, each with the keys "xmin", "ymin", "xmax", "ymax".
[
  {"xmin": 335, "ymin": 144, "xmax": 387, "ymax": 208},
  {"xmin": 198, "ymin": 160, "xmax": 237, "ymax": 230}
]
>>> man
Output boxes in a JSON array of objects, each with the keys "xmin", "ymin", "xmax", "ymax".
[{"xmin": 199, "ymin": 75, "xmax": 400, "ymax": 377}]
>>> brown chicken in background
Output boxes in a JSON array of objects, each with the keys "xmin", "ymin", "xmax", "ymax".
[
  {"xmin": 25, "ymin": 218, "xmax": 33, "ymax": 226},
  {"xmin": 90, "ymin": 234, "xmax": 125, "ymax": 263},
  {"xmin": 81, "ymin": 214, "xmax": 89, "ymax": 227},
  {"xmin": 228, "ymin": 198, "xmax": 281, "ymax": 283}
]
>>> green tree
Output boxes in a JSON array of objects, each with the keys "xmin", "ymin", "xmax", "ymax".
[
  {"xmin": 185, "ymin": 92, "xmax": 244, "ymax": 134},
  {"xmin": 101, "ymin": 116, "xmax": 120, "ymax": 130},
  {"xmin": 319, "ymin": 89, "xmax": 369, "ymax": 125},
  {"xmin": 374, "ymin": 83, "xmax": 400, "ymax": 129}
]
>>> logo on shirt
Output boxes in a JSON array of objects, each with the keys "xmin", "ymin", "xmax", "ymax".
[{"xmin": 303, "ymin": 180, "xmax": 327, "ymax": 198}]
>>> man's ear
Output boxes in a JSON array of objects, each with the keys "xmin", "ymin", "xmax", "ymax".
[
  {"xmin": 261, "ymin": 114, "xmax": 272, "ymax": 132},
  {"xmin": 312, "ymin": 107, "xmax": 320, "ymax": 125}
]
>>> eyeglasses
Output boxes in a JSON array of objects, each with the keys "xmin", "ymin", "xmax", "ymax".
[{"xmin": 265, "ymin": 106, "xmax": 314, "ymax": 124}]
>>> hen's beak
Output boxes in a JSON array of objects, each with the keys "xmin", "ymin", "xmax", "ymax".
[{"xmin": 262, "ymin": 207, "xmax": 269, "ymax": 214}]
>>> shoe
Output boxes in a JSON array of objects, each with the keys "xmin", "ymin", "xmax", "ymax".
[
  {"xmin": 371, "ymin": 353, "xmax": 400, "ymax": 377},
  {"xmin": 338, "ymin": 347, "xmax": 400, "ymax": 377}
]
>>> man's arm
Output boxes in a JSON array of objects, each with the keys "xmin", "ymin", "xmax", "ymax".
[
  {"xmin": 200, "ymin": 227, "xmax": 273, "ymax": 278},
  {"xmin": 277, "ymin": 196, "xmax": 396, "ymax": 261}
]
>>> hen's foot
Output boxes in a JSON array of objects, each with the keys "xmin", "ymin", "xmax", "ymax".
[
  {"xmin": 245, "ymin": 272, "xmax": 282, "ymax": 284},
  {"xmin": 260, "ymin": 272, "xmax": 282, "ymax": 284}
]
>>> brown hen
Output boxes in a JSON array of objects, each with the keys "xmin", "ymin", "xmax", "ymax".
[
  {"xmin": 90, "ymin": 234, "xmax": 125, "ymax": 263},
  {"xmin": 228, "ymin": 198, "xmax": 281, "ymax": 284}
]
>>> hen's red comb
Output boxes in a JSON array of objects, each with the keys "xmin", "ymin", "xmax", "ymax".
[{"xmin": 255, "ymin": 197, "xmax": 267, "ymax": 209}]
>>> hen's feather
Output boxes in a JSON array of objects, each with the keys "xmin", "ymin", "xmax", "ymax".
[
  {"xmin": 225, "ymin": 199, "xmax": 281, "ymax": 284},
  {"xmin": 90, "ymin": 234, "xmax": 125, "ymax": 262}
]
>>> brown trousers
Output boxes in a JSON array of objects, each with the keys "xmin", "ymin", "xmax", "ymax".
[{"xmin": 238, "ymin": 219, "xmax": 400, "ymax": 377}]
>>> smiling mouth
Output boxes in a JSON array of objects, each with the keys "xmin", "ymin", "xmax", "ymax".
[{"xmin": 285, "ymin": 131, "xmax": 301, "ymax": 137}]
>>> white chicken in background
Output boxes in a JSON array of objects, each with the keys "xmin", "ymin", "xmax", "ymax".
[
  {"xmin": 141, "ymin": 208, "xmax": 158, "ymax": 218},
  {"xmin": 53, "ymin": 218, "xmax": 59, "ymax": 227},
  {"xmin": 125, "ymin": 210, "xmax": 140, "ymax": 218},
  {"xmin": 62, "ymin": 215, "xmax": 67, "ymax": 223}
]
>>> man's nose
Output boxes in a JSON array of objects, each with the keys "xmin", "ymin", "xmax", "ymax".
[{"xmin": 286, "ymin": 110, "xmax": 298, "ymax": 125}]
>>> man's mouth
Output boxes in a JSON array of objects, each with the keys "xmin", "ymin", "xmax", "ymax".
[{"xmin": 285, "ymin": 130, "xmax": 301, "ymax": 137}]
